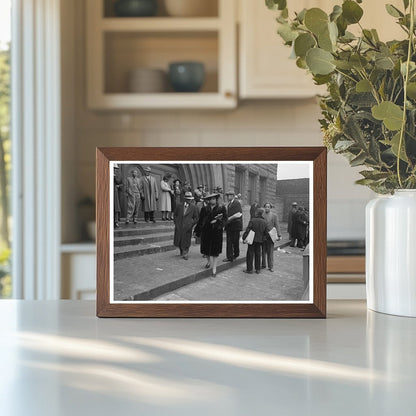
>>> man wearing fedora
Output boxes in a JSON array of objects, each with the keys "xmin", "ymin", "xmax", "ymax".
[
  {"xmin": 125, "ymin": 168, "xmax": 141, "ymax": 225},
  {"xmin": 173, "ymin": 192, "xmax": 199, "ymax": 260},
  {"xmin": 139, "ymin": 166, "xmax": 159, "ymax": 223},
  {"xmin": 223, "ymin": 190, "xmax": 243, "ymax": 262}
]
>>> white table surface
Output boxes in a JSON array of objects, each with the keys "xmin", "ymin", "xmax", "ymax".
[{"xmin": 0, "ymin": 300, "xmax": 415, "ymax": 416}]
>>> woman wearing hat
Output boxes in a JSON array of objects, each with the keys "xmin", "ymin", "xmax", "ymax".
[
  {"xmin": 195, "ymin": 193, "xmax": 227, "ymax": 277},
  {"xmin": 160, "ymin": 174, "xmax": 173, "ymax": 221}
]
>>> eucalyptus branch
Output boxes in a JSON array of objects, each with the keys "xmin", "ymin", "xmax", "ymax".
[{"xmin": 397, "ymin": 0, "xmax": 415, "ymax": 188}]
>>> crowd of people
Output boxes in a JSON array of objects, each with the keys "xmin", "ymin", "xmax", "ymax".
[{"xmin": 114, "ymin": 165, "xmax": 308, "ymax": 278}]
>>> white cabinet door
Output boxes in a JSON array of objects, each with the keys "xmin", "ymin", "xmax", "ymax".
[
  {"xmin": 239, "ymin": 0, "xmax": 325, "ymax": 99},
  {"xmin": 238, "ymin": 0, "xmax": 403, "ymax": 99}
]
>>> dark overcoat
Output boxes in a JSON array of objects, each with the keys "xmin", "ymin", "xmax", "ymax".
[
  {"xmin": 293, "ymin": 210, "xmax": 308, "ymax": 241},
  {"xmin": 139, "ymin": 175, "xmax": 159, "ymax": 212},
  {"xmin": 197, "ymin": 204, "xmax": 227, "ymax": 257},
  {"xmin": 225, "ymin": 199, "xmax": 243, "ymax": 232},
  {"xmin": 114, "ymin": 173, "xmax": 122, "ymax": 213},
  {"xmin": 287, "ymin": 207, "xmax": 298, "ymax": 234},
  {"xmin": 243, "ymin": 216, "xmax": 271, "ymax": 243},
  {"xmin": 173, "ymin": 202, "xmax": 199, "ymax": 251}
]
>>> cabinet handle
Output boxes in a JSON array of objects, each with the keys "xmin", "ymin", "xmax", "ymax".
[{"xmin": 224, "ymin": 91, "xmax": 234, "ymax": 99}]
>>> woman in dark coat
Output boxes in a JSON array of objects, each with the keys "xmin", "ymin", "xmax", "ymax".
[{"xmin": 195, "ymin": 193, "xmax": 227, "ymax": 277}]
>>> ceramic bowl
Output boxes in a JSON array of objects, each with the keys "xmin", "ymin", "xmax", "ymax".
[
  {"xmin": 128, "ymin": 68, "xmax": 167, "ymax": 93},
  {"xmin": 114, "ymin": 0, "xmax": 158, "ymax": 17},
  {"xmin": 168, "ymin": 62, "xmax": 205, "ymax": 93}
]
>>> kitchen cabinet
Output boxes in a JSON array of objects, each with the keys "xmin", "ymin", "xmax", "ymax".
[
  {"xmin": 239, "ymin": 0, "xmax": 325, "ymax": 99},
  {"xmin": 238, "ymin": 0, "xmax": 404, "ymax": 99},
  {"xmin": 86, "ymin": 0, "xmax": 237, "ymax": 109}
]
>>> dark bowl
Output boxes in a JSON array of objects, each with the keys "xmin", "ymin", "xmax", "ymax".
[
  {"xmin": 114, "ymin": 0, "xmax": 158, "ymax": 17},
  {"xmin": 168, "ymin": 62, "xmax": 205, "ymax": 93}
]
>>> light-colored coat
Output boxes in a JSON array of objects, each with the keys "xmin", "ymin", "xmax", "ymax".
[
  {"xmin": 160, "ymin": 180, "xmax": 172, "ymax": 211},
  {"xmin": 263, "ymin": 211, "xmax": 281, "ymax": 236},
  {"xmin": 139, "ymin": 175, "xmax": 159, "ymax": 212}
]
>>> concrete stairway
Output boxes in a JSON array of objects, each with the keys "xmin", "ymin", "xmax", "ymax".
[{"xmin": 114, "ymin": 221, "xmax": 176, "ymax": 260}]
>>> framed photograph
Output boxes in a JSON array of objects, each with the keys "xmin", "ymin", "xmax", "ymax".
[{"xmin": 96, "ymin": 147, "xmax": 327, "ymax": 318}]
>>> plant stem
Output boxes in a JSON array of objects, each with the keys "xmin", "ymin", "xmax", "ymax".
[{"xmin": 397, "ymin": 0, "xmax": 415, "ymax": 188}]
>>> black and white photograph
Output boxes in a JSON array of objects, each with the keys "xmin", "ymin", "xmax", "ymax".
[{"xmin": 110, "ymin": 161, "xmax": 312, "ymax": 303}]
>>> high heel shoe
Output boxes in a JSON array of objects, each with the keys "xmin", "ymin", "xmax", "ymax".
[
  {"xmin": 212, "ymin": 272, "xmax": 217, "ymax": 277},
  {"xmin": 204, "ymin": 263, "xmax": 211, "ymax": 269}
]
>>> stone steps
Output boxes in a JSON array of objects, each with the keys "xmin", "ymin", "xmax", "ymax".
[
  {"xmin": 114, "ymin": 240, "xmax": 177, "ymax": 261},
  {"xmin": 114, "ymin": 225, "xmax": 174, "ymax": 238},
  {"xmin": 114, "ymin": 231, "xmax": 175, "ymax": 247}
]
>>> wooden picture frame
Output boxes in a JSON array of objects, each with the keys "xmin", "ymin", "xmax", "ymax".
[{"xmin": 96, "ymin": 147, "xmax": 327, "ymax": 318}]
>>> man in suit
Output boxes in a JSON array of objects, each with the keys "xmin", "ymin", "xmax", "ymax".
[
  {"xmin": 139, "ymin": 166, "xmax": 159, "ymax": 223},
  {"xmin": 223, "ymin": 190, "xmax": 243, "ymax": 262},
  {"xmin": 125, "ymin": 168, "xmax": 141, "ymax": 225},
  {"xmin": 262, "ymin": 202, "xmax": 281, "ymax": 272},
  {"xmin": 173, "ymin": 192, "xmax": 199, "ymax": 260}
]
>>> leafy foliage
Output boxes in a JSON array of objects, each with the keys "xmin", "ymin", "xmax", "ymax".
[{"xmin": 266, "ymin": 0, "xmax": 416, "ymax": 193}]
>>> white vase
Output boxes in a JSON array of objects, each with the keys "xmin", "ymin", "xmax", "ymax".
[{"xmin": 366, "ymin": 190, "xmax": 416, "ymax": 317}]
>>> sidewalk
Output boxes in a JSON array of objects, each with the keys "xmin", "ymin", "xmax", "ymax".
[
  {"xmin": 154, "ymin": 246, "xmax": 307, "ymax": 301},
  {"xmin": 113, "ymin": 230, "xmax": 305, "ymax": 301}
]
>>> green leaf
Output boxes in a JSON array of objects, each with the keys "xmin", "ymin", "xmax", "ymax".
[
  {"xmin": 375, "ymin": 55, "xmax": 395, "ymax": 70},
  {"xmin": 334, "ymin": 140, "xmax": 355, "ymax": 152},
  {"xmin": 385, "ymin": 4, "xmax": 404, "ymax": 18},
  {"xmin": 266, "ymin": 0, "xmax": 287, "ymax": 11},
  {"xmin": 333, "ymin": 60, "xmax": 352, "ymax": 70},
  {"xmin": 342, "ymin": 0, "xmax": 364, "ymax": 24},
  {"xmin": 304, "ymin": 8, "xmax": 329, "ymax": 35},
  {"xmin": 356, "ymin": 79, "xmax": 372, "ymax": 92},
  {"xmin": 383, "ymin": 132, "xmax": 409, "ymax": 162},
  {"xmin": 313, "ymin": 74, "xmax": 332, "ymax": 85},
  {"xmin": 350, "ymin": 54, "xmax": 368, "ymax": 70},
  {"xmin": 403, "ymin": 0, "xmax": 410, "ymax": 10},
  {"xmin": 372, "ymin": 101, "xmax": 404, "ymax": 131},
  {"xmin": 306, "ymin": 48, "xmax": 335, "ymax": 75},
  {"xmin": 350, "ymin": 151, "xmax": 368, "ymax": 167},
  {"xmin": 277, "ymin": 23, "xmax": 298, "ymax": 43},
  {"xmin": 330, "ymin": 5, "xmax": 342, "ymax": 22},
  {"xmin": 294, "ymin": 33, "xmax": 316, "ymax": 58},
  {"xmin": 296, "ymin": 57, "xmax": 308, "ymax": 69},
  {"xmin": 407, "ymin": 82, "xmax": 416, "ymax": 99},
  {"xmin": 318, "ymin": 27, "xmax": 334, "ymax": 52}
]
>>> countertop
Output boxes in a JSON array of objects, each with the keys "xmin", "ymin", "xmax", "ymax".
[{"xmin": 0, "ymin": 300, "xmax": 415, "ymax": 415}]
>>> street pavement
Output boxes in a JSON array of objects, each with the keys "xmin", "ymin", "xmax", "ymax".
[{"xmin": 152, "ymin": 245, "xmax": 307, "ymax": 301}]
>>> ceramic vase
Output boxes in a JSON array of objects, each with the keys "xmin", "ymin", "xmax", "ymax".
[{"xmin": 366, "ymin": 190, "xmax": 416, "ymax": 317}]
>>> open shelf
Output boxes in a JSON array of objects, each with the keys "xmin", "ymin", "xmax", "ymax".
[
  {"xmin": 101, "ymin": 17, "xmax": 221, "ymax": 32},
  {"xmin": 104, "ymin": 31, "xmax": 218, "ymax": 94},
  {"xmin": 87, "ymin": 0, "xmax": 236, "ymax": 109}
]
